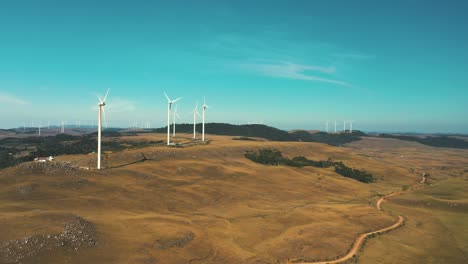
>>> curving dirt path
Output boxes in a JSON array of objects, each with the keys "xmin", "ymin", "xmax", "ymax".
[
  {"xmin": 376, "ymin": 192, "xmax": 400, "ymax": 211},
  {"xmin": 420, "ymin": 173, "xmax": 427, "ymax": 184},
  {"xmin": 294, "ymin": 216, "xmax": 404, "ymax": 264},
  {"xmin": 291, "ymin": 192, "xmax": 405, "ymax": 264}
]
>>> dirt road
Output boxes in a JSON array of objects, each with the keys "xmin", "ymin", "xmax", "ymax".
[
  {"xmin": 376, "ymin": 192, "xmax": 400, "ymax": 211},
  {"xmin": 291, "ymin": 192, "xmax": 405, "ymax": 264},
  {"xmin": 294, "ymin": 216, "xmax": 404, "ymax": 264}
]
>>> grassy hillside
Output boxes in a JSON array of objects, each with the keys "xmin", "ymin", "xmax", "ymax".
[
  {"xmin": 376, "ymin": 134, "xmax": 468, "ymax": 149},
  {"xmin": 0, "ymin": 134, "xmax": 467, "ymax": 263},
  {"xmin": 0, "ymin": 135, "xmax": 395, "ymax": 264},
  {"xmin": 153, "ymin": 123, "xmax": 363, "ymax": 145},
  {"xmin": 0, "ymin": 133, "xmax": 161, "ymax": 169}
]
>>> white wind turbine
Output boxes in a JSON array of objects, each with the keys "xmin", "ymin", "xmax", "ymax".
[
  {"xmin": 172, "ymin": 104, "xmax": 181, "ymax": 137},
  {"xmin": 164, "ymin": 92, "xmax": 181, "ymax": 146},
  {"xmin": 349, "ymin": 120, "xmax": 354, "ymax": 133},
  {"xmin": 343, "ymin": 121, "xmax": 347, "ymax": 133},
  {"xmin": 192, "ymin": 102, "xmax": 201, "ymax": 139},
  {"xmin": 334, "ymin": 120, "xmax": 337, "ymax": 133},
  {"xmin": 202, "ymin": 97, "xmax": 210, "ymax": 142},
  {"xmin": 97, "ymin": 89, "xmax": 110, "ymax": 170}
]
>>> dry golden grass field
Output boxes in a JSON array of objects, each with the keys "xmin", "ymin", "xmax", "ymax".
[{"xmin": 0, "ymin": 133, "xmax": 467, "ymax": 264}]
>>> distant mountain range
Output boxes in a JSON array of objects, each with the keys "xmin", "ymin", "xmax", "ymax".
[
  {"xmin": 151, "ymin": 123, "xmax": 365, "ymax": 146},
  {"xmin": 2, "ymin": 124, "xmax": 468, "ymax": 149}
]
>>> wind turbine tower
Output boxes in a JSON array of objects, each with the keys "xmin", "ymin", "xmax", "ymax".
[
  {"xmin": 164, "ymin": 92, "xmax": 181, "ymax": 146},
  {"xmin": 326, "ymin": 121, "xmax": 329, "ymax": 133},
  {"xmin": 202, "ymin": 97, "xmax": 210, "ymax": 142},
  {"xmin": 334, "ymin": 121, "xmax": 337, "ymax": 133},
  {"xmin": 97, "ymin": 89, "xmax": 110, "ymax": 170},
  {"xmin": 192, "ymin": 103, "xmax": 201, "ymax": 139},
  {"xmin": 172, "ymin": 105, "xmax": 181, "ymax": 137},
  {"xmin": 349, "ymin": 121, "xmax": 354, "ymax": 133},
  {"xmin": 343, "ymin": 121, "xmax": 347, "ymax": 133}
]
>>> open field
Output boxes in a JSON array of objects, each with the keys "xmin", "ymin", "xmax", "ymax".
[{"xmin": 0, "ymin": 134, "xmax": 467, "ymax": 263}]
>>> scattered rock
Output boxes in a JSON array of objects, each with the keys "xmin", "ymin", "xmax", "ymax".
[
  {"xmin": 0, "ymin": 215, "xmax": 97, "ymax": 263},
  {"xmin": 155, "ymin": 232, "xmax": 194, "ymax": 250},
  {"xmin": 16, "ymin": 184, "xmax": 39, "ymax": 194},
  {"xmin": 14, "ymin": 162, "xmax": 79, "ymax": 177},
  {"xmin": 52, "ymin": 179, "xmax": 88, "ymax": 189}
]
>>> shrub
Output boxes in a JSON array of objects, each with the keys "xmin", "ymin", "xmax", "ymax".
[
  {"xmin": 334, "ymin": 162, "xmax": 375, "ymax": 183},
  {"xmin": 245, "ymin": 148, "xmax": 376, "ymax": 183},
  {"xmin": 233, "ymin": 136, "xmax": 258, "ymax": 141},
  {"xmin": 245, "ymin": 148, "xmax": 286, "ymax": 165}
]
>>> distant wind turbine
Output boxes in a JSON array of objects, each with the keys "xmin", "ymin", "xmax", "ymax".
[
  {"xmin": 164, "ymin": 92, "xmax": 181, "ymax": 146},
  {"xmin": 97, "ymin": 88, "xmax": 110, "ymax": 170},
  {"xmin": 192, "ymin": 102, "xmax": 201, "ymax": 139},
  {"xmin": 334, "ymin": 121, "xmax": 337, "ymax": 133},
  {"xmin": 343, "ymin": 121, "xmax": 347, "ymax": 133},
  {"xmin": 349, "ymin": 121, "xmax": 354, "ymax": 133},
  {"xmin": 172, "ymin": 104, "xmax": 181, "ymax": 137},
  {"xmin": 202, "ymin": 97, "xmax": 210, "ymax": 142}
]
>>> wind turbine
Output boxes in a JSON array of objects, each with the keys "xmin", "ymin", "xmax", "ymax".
[
  {"xmin": 164, "ymin": 92, "xmax": 181, "ymax": 146},
  {"xmin": 192, "ymin": 103, "xmax": 201, "ymax": 139},
  {"xmin": 349, "ymin": 120, "xmax": 354, "ymax": 133},
  {"xmin": 172, "ymin": 104, "xmax": 181, "ymax": 137},
  {"xmin": 97, "ymin": 89, "xmax": 110, "ymax": 170},
  {"xmin": 334, "ymin": 120, "xmax": 337, "ymax": 133},
  {"xmin": 343, "ymin": 121, "xmax": 347, "ymax": 133},
  {"xmin": 326, "ymin": 121, "xmax": 329, "ymax": 133},
  {"xmin": 202, "ymin": 97, "xmax": 210, "ymax": 142}
]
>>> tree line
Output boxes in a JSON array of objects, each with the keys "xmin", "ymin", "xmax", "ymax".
[{"xmin": 244, "ymin": 148, "xmax": 375, "ymax": 183}]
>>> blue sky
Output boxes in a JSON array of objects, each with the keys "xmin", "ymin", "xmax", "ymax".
[{"xmin": 0, "ymin": 0, "xmax": 467, "ymax": 132}]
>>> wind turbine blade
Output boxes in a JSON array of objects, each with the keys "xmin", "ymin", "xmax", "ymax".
[
  {"xmin": 164, "ymin": 92, "xmax": 171, "ymax": 102},
  {"xmin": 103, "ymin": 88, "xmax": 110, "ymax": 102},
  {"xmin": 196, "ymin": 111, "xmax": 201, "ymax": 117},
  {"xmin": 176, "ymin": 113, "xmax": 181, "ymax": 119},
  {"xmin": 173, "ymin": 97, "xmax": 182, "ymax": 103},
  {"xmin": 97, "ymin": 95, "xmax": 103, "ymax": 104}
]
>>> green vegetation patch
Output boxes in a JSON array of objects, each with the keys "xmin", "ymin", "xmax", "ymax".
[
  {"xmin": 0, "ymin": 134, "xmax": 164, "ymax": 169},
  {"xmin": 376, "ymin": 134, "xmax": 468, "ymax": 149},
  {"xmin": 232, "ymin": 136, "xmax": 258, "ymax": 141},
  {"xmin": 152, "ymin": 123, "xmax": 363, "ymax": 146},
  {"xmin": 245, "ymin": 148, "xmax": 375, "ymax": 183}
]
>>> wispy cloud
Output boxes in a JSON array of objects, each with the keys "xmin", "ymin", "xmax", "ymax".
[
  {"xmin": 239, "ymin": 61, "xmax": 352, "ymax": 87},
  {"xmin": 333, "ymin": 53, "xmax": 375, "ymax": 60},
  {"xmin": 0, "ymin": 93, "xmax": 30, "ymax": 105}
]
